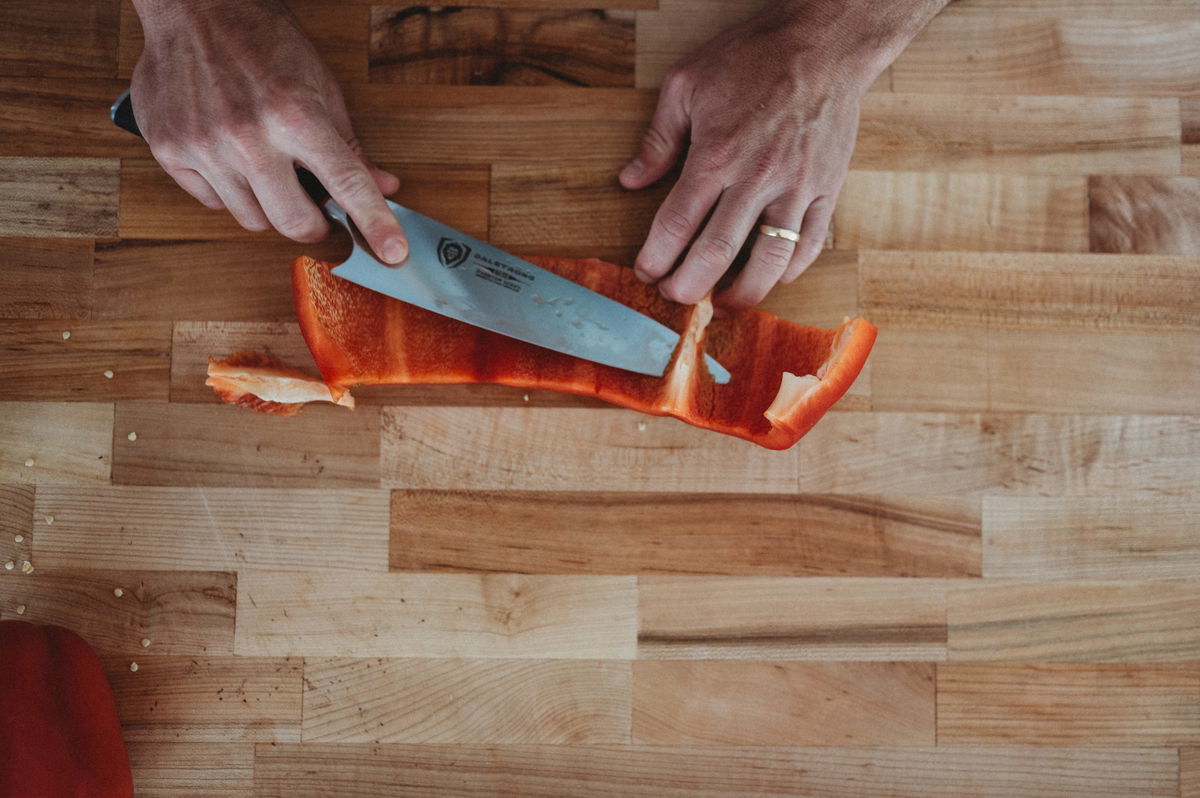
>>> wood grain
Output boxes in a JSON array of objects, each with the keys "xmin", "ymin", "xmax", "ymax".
[
  {"xmin": 31, "ymin": 486, "xmax": 390, "ymax": 572},
  {"xmin": 111, "ymin": 402, "xmax": 380, "ymax": 488},
  {"xmin": 0, "ymin": 569, "xmax": 235, "ymax": 654},
  {"xmin": 0, "ymin": 0, "xmax": 119, "ymax": 78},
  {"xmin": 946, "ymin": 581, "xmax": 1200, "ymax": 662},
  {"xmin": 0, "ymin": 402, "xmax": 113, "ymax": 485},
  {"xmin": 235, "ymin": 571, "xmax": 637, "ymax": 658},
  {"xmin": 0, "ymin": 320, "xmax": 170, "ymax": 401},
  {"xmin": 125, "ymin": 742, "xmax": 255, "ymax": 798},
  {"xmin": 380, "ymin": 407, "xmax": 801, "ymax": 494},
  {"xmin": 638, "ymin": 577, "xmax": 951, "ymax": 660},
  {"xmin": 852, "ymin": 94, "xmax": 1182, "ymax": 175},
  {"xmin": 893, "ymin": 11, "xmax": 1200, "ymax": 98},
  {"xmin": 302, "ymin": 658, "xmax": 631, "ymax": 743},
  {"xmin": 1184, "ymin": 747, "xmax": 1199, "ymax": 798},
  {"xmin": 1089, "ymin": 176, "xmax": 1200, "ymax": 255},
  {"xmin": 633, "ymin": 661, "xmax": 935, "ymax": 745},
  {"xmin": 0, "ymin": 156, "xmax": 118, "ymax": 237},
  {"xmin": 0, "ymin": 237, "xmax": 93, "ymax": 318},
  {"xmin": 936, "ymin": 663, "xmax": 1200, "ymax": 745},
  {"xmin": 390, "ymin": 491, "xmax": 980, "ymax": 577},
  {"xmin": 369, "ymin": 7, "xmax": 635, "ymax": 87},
  {"xmin": 1184, "ymin": 98, "xmax": 1199, "ymax": 177},
  {"xmin": 0, "ymin": 485, "xmax": 34, "ymax": 576},
  {"xmin": 834, "ymin": 172, "xmax": 1089, "ymax": 252},
  {"xmin": 104, "ymin": 656, "xmax": 302, "ymax": 742},
  {"xmin": 982, "ymin": 497, "xmax": 1200, "ymax": 579},
  {"xmin": 0, "ymin": 77, "xmax": 143, "ymax": 158},
  {"xmin": 250, "ymin": 743, "xmax": 1181, "ymax": 797}
]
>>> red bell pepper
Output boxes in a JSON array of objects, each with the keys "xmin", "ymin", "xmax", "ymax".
[{"xmin": 0, "ymin": 621, "xmax": 133, "ymax": 798}]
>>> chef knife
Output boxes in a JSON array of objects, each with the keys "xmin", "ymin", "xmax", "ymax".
[{"xmin": 109, "ymin": 89, "xmax": 730, "ymax": 384}]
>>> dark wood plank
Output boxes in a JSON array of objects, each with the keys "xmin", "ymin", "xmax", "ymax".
[
  {"xmin": 369, "ymin": 7, "xmax": 634, "ymax": 87},
  {"xmin": 0, "ymin": 237, "xmax": 93, "ymax": 319},
  {"xmin": 0, "ymin": 77, "xmax": 142, "ymax": 158},
  {"xmin": 0, "ymin": 321, "xmax": 171, "ymax": 401},
  {"xmin": 390, "ymin": 491, "xmax": 980, "ymax": 577},
  {"xmin": 0, "ymin": 0, "xmax": 119, "ymax": 78},
  {"xmin": 111, "ymin": 402, "xmax": 380, "ymax": 488},
  {"xmin": 1089, "ymin": 176, "xmax": 1200, "ymax": 255}
]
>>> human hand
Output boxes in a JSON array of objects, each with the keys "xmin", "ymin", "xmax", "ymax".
[
  {"xmin": 130, "ymin": 0, "xmax": 407, "ymax": 262},
  {"xmin": 621, "ymin": 0, "xmax": 944, "ymax": 309}
]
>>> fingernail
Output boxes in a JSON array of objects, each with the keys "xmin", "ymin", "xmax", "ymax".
[
  {"xmin": 380, "ymin": 238, "xmax": 407, "ymax": 264},
  {"xmin": 621, "ymin": 160, "xmax": 645, "ymax": 182}
]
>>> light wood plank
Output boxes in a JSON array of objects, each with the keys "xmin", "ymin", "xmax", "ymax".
[
  {"xmin": 0, "ymin": 569, "xmax": 234, "ymax": 654},
  {"xmin": 250, "ymin": 743, "xmax": 1180, "ymax": 797},
  {"xmin": 302, "ymin": 658, "xmax": 631, "ymax": 743},
  {"xmin": 117, "ymin": 0, "xmax": 369, "ymax": 84},
  {"xmin": 937, "ymin": 663, "xmax": 1200, "ymax": 745},
  {"xmin": 947, "ymin": 581, "xmax": 1200, "ymax": 662},
  {"xmin": 0, "ymin": 402, "xmax": 113, "ymax": 485},
  {"xmin": 633, "ymin": 661, "xmax": 935, "ymax": 745},
  {"xmin": 983, "ymin": 497, "xmax": 1200, "ymax": 580},
  {"xmin": 0, "ymin": 77, "xmax": 138, "ymax": 158},
  {"xmin": 834, "ymin": 172, "xmax": 1089, "ymax": 252},
  {"xmin": 369, "ymin": 7, "xmax": 635, "ymax": 87},
  {"xmin": 118, "ymin": 160, "xmax": 489, "ymax": 240},
  {"xmin": 104, "ymin": 656, "xmax": 302, "ymax": 742},
  {"xmin": 853, "ymin": 94, "xmax": 1182, "ymax": 175},
  {"xmin": 345, "ymin": 85, "xmax": 652, "ymax": 163},
  {"xmin": 1089, "ymin": 176, "xmax": 1200, "ymax": 255},
  {"xmin": 390, "ymin": 491, "xmax": 981, "ymax": 577},
  {"xmin": 859, "ymin": 251, "xmax": 1200, "ymax": 333},
  {"xmin": 32, "ymin": 486, "xmax": 389, "ymax": 572},
  {"xmin": 0, "ymin": 321, "xmax": 171, "ymax": 401},
  {"xmin": 380, "ymin": 407, "xmax": 801, "ymax": 494},
  {"xmin": 893, "ymin": 11, "xmax": 1200, "ymax": 98},
  {"xmin": 236, "ymin": 571, "xmax": 637, "ymax": 658},
  {"xmin": 638, "ymin": 577, "xmax": 950, "ymax": 660},
  {"xmin": 0, "ymin": 237, "xmax": 93, "ymax": 318},
  {"xmin": 490, "ymin": 161, "xmax": 671, "ymax": 250},
  {"xmin": 0, "ymin": 0, "xmax": 119, "ymax": 77},
  {"xmin": 126, "ymin": 742, "xmax": 254, "ymax": 798},
  {"xmin": 111, "ymin": 403, "xmax": 379, "ymax": 488},
  {"xmin": 0, "ymin": 156, "xmax": 118, "ymax": 237},
  {"xmin": 869, "ymin": 328, "xmax": 990, "ymax": 413},
  {"xmin": 1184, "ymin": 747, "xmax": 1199, "ymax": 798}
]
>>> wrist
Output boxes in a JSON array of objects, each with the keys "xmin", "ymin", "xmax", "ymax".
[
  {"xmin": 132, "ymin": 0, "xmax": 289, "ymax": 40},
  {"xmin": 773, "ymin": 0, "xmax": 948, "ymax": 90}
]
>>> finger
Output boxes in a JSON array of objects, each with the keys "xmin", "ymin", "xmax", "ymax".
[
  {"xmin": 205, "ymin": 169, "xmax": 272, "ymax": 233},
  {"xmin": 326, "ymin": 89, "xmax": 401, "ymax": 197},
  {"xmin": 658, "ymin": 185, "xmax": 761, "ymax": 305},
  {"xmin": 166, "ymin": 167, "xmax": 224, "ymax": 210},
  {"xmin": 245, "ymin": 157, "xmax": 330, "ymax": 243},
  {"xmin": 780, "ymin": 195, "xmax": 835, "ymax": 284},
  {"xmin": 619, "ymin": 74, "xmax": 690, "ymax": 190},
  {"xmin": 300, "ymin": 132, "xmax": 408, "ymax": 264},
  {"xmin": 716, "ymin": 195, "xmax": 806, "ymax": 310},
  {"xmin": 633, "ymin": 165, "xmax": 722, "ymax": 284}
]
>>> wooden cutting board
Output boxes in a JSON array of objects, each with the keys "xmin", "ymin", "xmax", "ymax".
[{"xmin": 1, "ymin": 0, "xmax": 1199, "ymax": 795}]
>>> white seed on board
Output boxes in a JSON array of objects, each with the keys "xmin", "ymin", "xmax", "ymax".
[
  {"xmin": 15, "ymin": 605, "xmax": 25, "ymax": 615},
  {"xmin": 114, "ymin": 588, "xmax": 125, "ymax": 598},
  {"xmin": 637, "ymin": 422, "xmax": 647, "ymax": 432},
  {"xmin": 23, "ymin": 459, "xmax": 34, "ymax": 468},
  {"xmin": 3, "ymin": 561, "xmax": 13, "ymax": 571},
  {"xmin": 44, "ymin": 516, "xmax": 54, "ymax": 526},
  {"xmin": 14, "ymin": 535, "xmax": 23, "ymax": 543},
  {"xmin": 141, "ymin": 638, "xmax": 152, "ymax": 648},
  {"xmin": 127, "ymin": 432, "xmax": 138, "ymax": 441},
  {"xmin": 20, "ymin": 561, "xmax": 34, "ymax": 575},
  {"xmin": 103, "ymin": 370, "xmax": 114, "ymax": 379},
  {"xmin": 61, "ymin": 331, "xmax": 71, "ymax": 340},
  {"xmin": 129, "ymin": 662, "xmax": 139, "ymax": 672}
]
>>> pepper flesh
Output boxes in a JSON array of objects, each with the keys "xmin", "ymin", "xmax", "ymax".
[
  {"xmin": 291, "ymin": 255, "xmax": 876, "ymax": 449},
  {"xmin": 0, "ymin": 621, "xmax": 134, "ymax": 798}
]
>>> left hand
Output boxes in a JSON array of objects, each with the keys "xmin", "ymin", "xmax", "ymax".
[{"xmin": 619, "ymin": 5, "xmax": 878, "ymax": 310}]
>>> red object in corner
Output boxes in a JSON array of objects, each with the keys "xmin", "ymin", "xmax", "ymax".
[{"xmin": 0, "ymin": 621, "xmax": 134, "ymax": 798}]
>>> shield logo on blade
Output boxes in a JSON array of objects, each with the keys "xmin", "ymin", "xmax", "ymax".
[{"xmin": 437, "ymin": 237, "xmax": 471, "ymax": 269}]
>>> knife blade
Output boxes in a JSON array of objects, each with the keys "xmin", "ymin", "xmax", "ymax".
[
  {"xmin": 110, "ymin": 88, "xmax": 729, "ymax": 383},
  {"xmin": 327, "ymin": 200, "xmax": 731, "ymax": 384}
]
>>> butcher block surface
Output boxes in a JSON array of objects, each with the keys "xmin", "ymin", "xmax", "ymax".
[{"xmin": 2, "ymin": 0, "xmax": 1199, "ymax": 795}]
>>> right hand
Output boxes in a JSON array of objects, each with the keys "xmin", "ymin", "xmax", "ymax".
[{"xmin": 130, "ymin": 0, "xmax": 407, "ymax": 262}]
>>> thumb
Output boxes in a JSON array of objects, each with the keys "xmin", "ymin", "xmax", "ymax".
[{"xmin": 620, "ymin": 82, "xmax": 690, "ymax": 190}]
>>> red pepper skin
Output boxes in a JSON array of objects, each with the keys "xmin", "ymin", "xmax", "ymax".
[{"xmin": 0, "ymin": 621, "xmax": 134, "ymax": 798}]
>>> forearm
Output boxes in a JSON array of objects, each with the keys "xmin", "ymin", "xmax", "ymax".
[{"xmin": 772, "ymin": 0, "xmax": 949, "ymax": 89}]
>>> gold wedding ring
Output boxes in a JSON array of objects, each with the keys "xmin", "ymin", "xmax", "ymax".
[{"xmin": 758, "ymin": 224, "xmax": 801, "ymax": 242}]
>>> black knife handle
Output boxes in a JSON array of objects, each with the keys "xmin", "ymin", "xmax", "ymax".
[{"xmin": 109, "ymin": 88, "xmax": 330, "ymax": 206}]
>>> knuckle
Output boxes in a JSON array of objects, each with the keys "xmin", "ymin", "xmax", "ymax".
[
  {"xmin": 695, "ymin": 141, "xmax": 735, "ymax": 173},
  {"xmin": 276, "ymin": 213, "xmax": 325, "ymax": 242},
  {"xmin": 641, "ymin": 125, "xmax": 674, "ymax": 157},
  {"xmin": 654, "ymin": 207, "xmax": 694, "ymax": 241},
  {"xmin": 693, "ymin": 232, "xmax": 738, "ymax": 267},
  {"xmin": 325, "ymin": 168, "xmax": 374, "ymax": 201},
  {"xmin": 756, "ymin": 237, "xmax": 794, "ymax": 272},
  {"xmin": 661, "ymin": 281, "xmax": 701, "ymax": 306}
]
